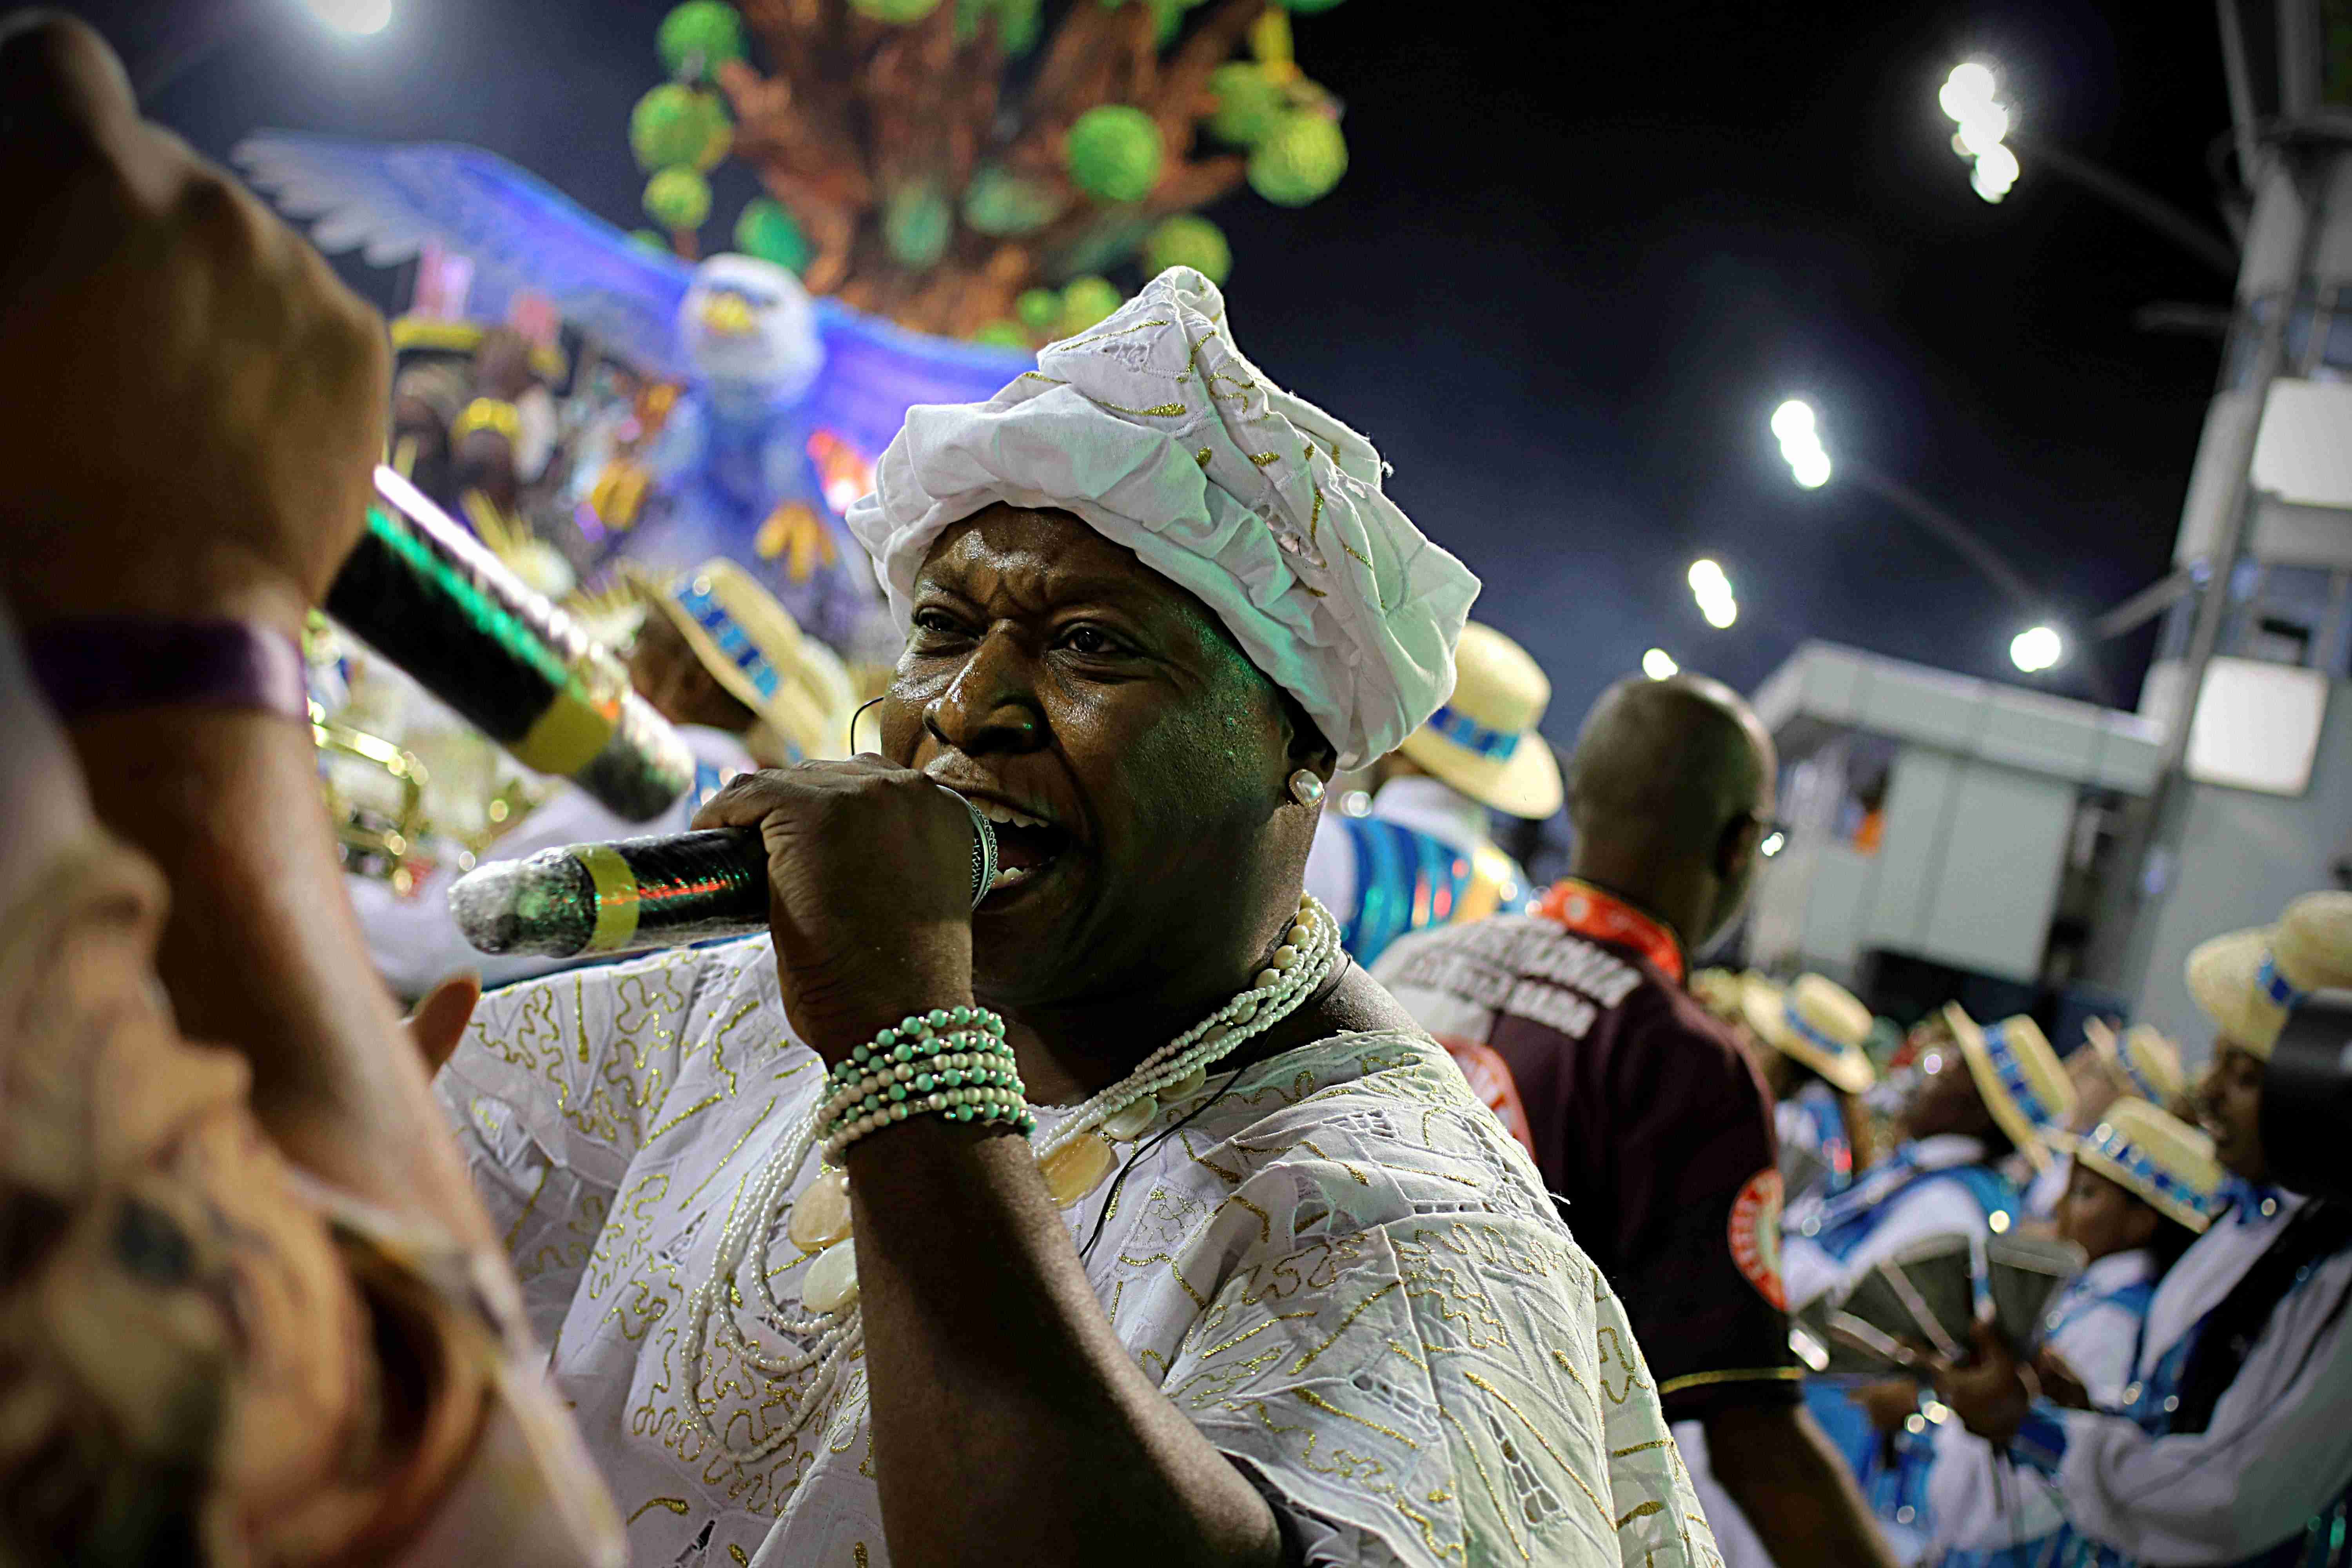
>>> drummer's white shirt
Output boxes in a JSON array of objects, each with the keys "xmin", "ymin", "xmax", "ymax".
[{"xmin": 2049, "ymin": 1191, "xmax": 2352, "ymax": 1563}]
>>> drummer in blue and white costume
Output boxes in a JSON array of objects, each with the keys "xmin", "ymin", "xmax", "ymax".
[
  {"xmin": 1780, "ymin": 1003, "xmax": 2071, "ymax": 1311},
  {"xmin": 1926, "ymin": 1097, "xmax": 2220, "ymax": 1566},
  {"xmin": 1933, "ymin": 892, "xmax": 2352, "ymax": 1567},
  {"xmin": 1303, "ymin": 621, "xmax": 1555, "ymax": 966},
  {"xmin": 1780, "ymin": 1001, "xmax": 2073, "ymax": 1557}
]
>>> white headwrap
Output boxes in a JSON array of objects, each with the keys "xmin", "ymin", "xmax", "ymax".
[{"xmin": 844, "ymin": 268, "xmax": 1478, "ymax": 768}]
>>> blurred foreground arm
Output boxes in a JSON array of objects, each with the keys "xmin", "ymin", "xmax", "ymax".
[{"xmin": 0, "ymin": 13, "xmax": 489, "ymax": 1250}]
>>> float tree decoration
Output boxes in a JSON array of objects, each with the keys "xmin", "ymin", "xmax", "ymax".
[{"xmin": 635, "ymin": 0, "xmax": 1352, "ymax": 342}]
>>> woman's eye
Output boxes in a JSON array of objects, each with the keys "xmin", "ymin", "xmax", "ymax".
[
  {"xmin": 1060, "ymin": 626, "xmax": 1123, "ymax": 656},
  {"xmin": 911, "ymin": 610, "xmax": 965, "ymax": 639}
]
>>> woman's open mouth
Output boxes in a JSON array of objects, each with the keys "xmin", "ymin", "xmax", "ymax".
[{"xmin": 971, "ymin": 799, "xmax": 1072, "ymax": 898}]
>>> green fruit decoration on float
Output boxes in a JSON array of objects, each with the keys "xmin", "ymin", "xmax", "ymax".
[
  {"xmin": 657, "ymin": 1, "xmax": 747, "ymax": 82},
  {"xmin": 850, "ymin": 0, "xmax": 943, "ymax": 20},
  {"xmin": 1142, "ymin": 215, "xmax": 1230, "ymax": 285},
  {"xmin": 644, "ymin": 166, "xmax": 713, "ymax": 230},
  {"xmin": 1015, "ymin": 288, "xmax": 1063, "ymax": 332},
  {"xmin": 1065, "ymin": 105, "xmax": 1163, "ymax": 204},
  {"xmin": 632, "ymin": 84, "xmax": 731, "ymax": 173},
  {"xmin": 1056, "ymin": 275, "xmax": 1123, "ymax": 336},
  {"xmin": 1205, "ymin": 61, "xmax": 1283, "ymax": 147},
  {"xmin": 968, "ymin": 320, "xmax": 1029, "ymax": 348},
  {"xmin": 884, "ymin": 185, "xmax": 955, "ymax": 268},
  {"xmin": 1248, "ymin": 111, "xmax": 1346, "ymax": 206},
  {"xmin": 961, "ymin": 164, "xmax": 1063, "ymax": 237},
  {"xmin": 734, "ymin": 198, "xmax": 812, "ymax": 274}
]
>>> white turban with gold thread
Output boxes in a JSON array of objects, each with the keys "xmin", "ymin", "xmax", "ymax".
[{"xmin": 843, "ymin": 268, "xmax": 1479, "ymax": 769}]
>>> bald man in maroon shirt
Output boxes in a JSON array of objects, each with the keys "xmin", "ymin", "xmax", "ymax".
[{"xmin": 1378, "ymin": 673, "xmax": 1896, "ymax": 1568}]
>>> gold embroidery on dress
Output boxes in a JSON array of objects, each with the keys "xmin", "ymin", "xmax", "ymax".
[
  {"xmin": 1596, "ymin": 1322, "xmax": 1651, "ymax": 1405},
  {"xmin": 1060, "ymin": 318, "xmax": 1171, "ymax": 351},
  {"xmin": 679, "ymin": 1095, "xmax": 780, "ymax": 1208},
  {"xmin": 626, "ymin": 1497, "xmax": 690, "ymax": 1524},
  {"xmin": 1096, "ymin": 400, "xmax": 1187, "ymax": 418},
  {"xmin": 502, "ymin": 1160, "xmax": 551, "ymax": 1250},
  {"xmin": 1219, "ymin": 1191, "xmax": 1274, "ymax": 1244},
  {"xmin": 1291, "ymin": 1278, "xmax": 1400, "ymax": 1372},
  {"xmin": 1296, "ymin": 1385, "xmax": 1417, "ymax": 1447}
]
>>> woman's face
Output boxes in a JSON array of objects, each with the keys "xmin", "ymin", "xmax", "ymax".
[
  {"xmin": 878, "ymin": 505, "xmax": 1321, "ymax": 1016},
  {"xmin": 2054, "ymin": 1162, "xmax": 2158, "ymax": 1262},
  {"xmin": 2196, "ymin": 1038, "xmax": 2269, "ymax": 1181}
]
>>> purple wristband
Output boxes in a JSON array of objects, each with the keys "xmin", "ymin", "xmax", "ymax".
[{"xmin": 24, "ymin": 618, "xmax": 310, "ymax": 724}]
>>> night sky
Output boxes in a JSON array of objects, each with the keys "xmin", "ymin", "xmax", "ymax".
[{"xmin": 84, "ymin": 0, "xmax": 2233, "ymax": 742}]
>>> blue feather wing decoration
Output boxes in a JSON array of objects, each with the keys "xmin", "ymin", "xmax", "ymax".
[
  {"xmin": 808, "ymin": 301, "xmax": 1031, "ymax": 461},
  {"xmin": 234, "ymin": 131, "xmax": 694, "ymax": 381}
]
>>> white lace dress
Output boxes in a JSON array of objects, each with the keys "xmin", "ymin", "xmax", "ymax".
[{"xmin": 436, "ymin": 936, "xmax": 1723, "ymax": 1568}]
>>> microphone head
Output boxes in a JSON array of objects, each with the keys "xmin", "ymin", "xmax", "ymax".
[{"xmin": 448, "ymin": 848, "xmax": 599, "ymax": 958}]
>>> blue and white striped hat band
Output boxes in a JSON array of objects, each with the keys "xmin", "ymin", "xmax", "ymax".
[
  {"xmin": 1782, "ymin": 999, "xmax": 1857, "ymax": 1062},
  {"xmin": 1982, "ymin": 1020, "xmax": 2062, "ymax": 1133},
  {"xmin": 675, "ymin": 577, "xmax": 781, "ymax": 703},
  {"xmin": 2116, "ymin": 1050, "xmax": 2163, "ymax": 1103},
  {"xmin": 1423, "ymin": 701, "xmax": 1521, "ymax": 761},
  {"xmin": 2256, "ymin": 952, "xmax": 2308, "ymax": 1011},
  {"xmin": 2078, "ymin": 1118, "xmax": 2218, "ymax": 1228}
]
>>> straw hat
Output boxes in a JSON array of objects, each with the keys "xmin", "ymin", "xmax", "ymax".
[
  {"xmin": 2073, "ymin": 1097, "xmax": 2224, "ymax": 1233},
  {"xmin": 1741, "ymin": 973, "xmax": 1877, "ymax": 1095},
  {"xmin": 1689, "ymin": 967, "xmax": 1746, "ymax": 1024},
  {"xmin": 2185, "ymin": 891, "xmax": 2352, "ymax": 1058},
  {"xmin": 1395, "ymin": 622, "xmax": 1563, "ymax": 820},
  {"xmin": 1946, "ymin": 1005, "xmax": 2077, "ymax": 1172},
  {"xmin": 641, "ymin": 560, "xmax": 842, "ymax": 765},
  {"xmin": 2084, "ymin": 1018, "xmax": 2186, "ymax": 1107}
]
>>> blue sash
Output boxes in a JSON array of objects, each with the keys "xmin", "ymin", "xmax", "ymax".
[{"xmin": 1334, "ymin": 816, "xmax": 1530, "ymax": 968}]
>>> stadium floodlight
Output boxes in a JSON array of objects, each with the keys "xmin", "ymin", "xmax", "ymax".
[
  {"xmin": 1772, "ymin": 399, "xmax": 1832, "ymax": 490},
  {"xmin": 303, "ymin": 0, "xmax": 394, "ymax": 34},
  {"xmin": 1940, "ymin": 62, "xmax": 2017, "ymax": 203},
  {"xmin": 2010, "ymin": 624, "xmax": 2064, "ymax": 673},
  {"xmin": 1688, "ymin": 558, "xmax": 1738, "ymax": 628}
]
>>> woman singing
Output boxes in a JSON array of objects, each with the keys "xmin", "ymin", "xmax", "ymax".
[{"xmin": 437, "ymin": 269, "xmax": 1717, "ymax": 1568}]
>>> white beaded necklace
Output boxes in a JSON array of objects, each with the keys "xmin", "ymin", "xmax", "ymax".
[{"xmin": 680, "ymin": 895, "xmax": 1343, "ymax": 1463}]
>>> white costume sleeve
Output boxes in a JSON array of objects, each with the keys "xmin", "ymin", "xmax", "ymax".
[
  {"xmin": 1928, "ymin": 1294, "xmax": 2145, "ymax": 1552},
  {"xmin": 1301, "ymin": 810, "xmax": 1358, "ymax": 929},
  {"xmin": 2051, "ymin": 1247, "xmax": 2352, "ymax": 1562}
]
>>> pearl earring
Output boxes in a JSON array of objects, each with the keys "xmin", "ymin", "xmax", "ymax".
[{"xmin": 1288, "ymin": 769, "xmax": 1326, "ymax": 807}]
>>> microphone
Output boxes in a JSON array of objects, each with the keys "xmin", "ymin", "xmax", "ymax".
[
  {"xmin": 324, "ymin": 466, "xmax": 694, "ymax": 821},
  {"xmin": 446, "ymin": 790, "xmax": 1000, "ymax": 959}
]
